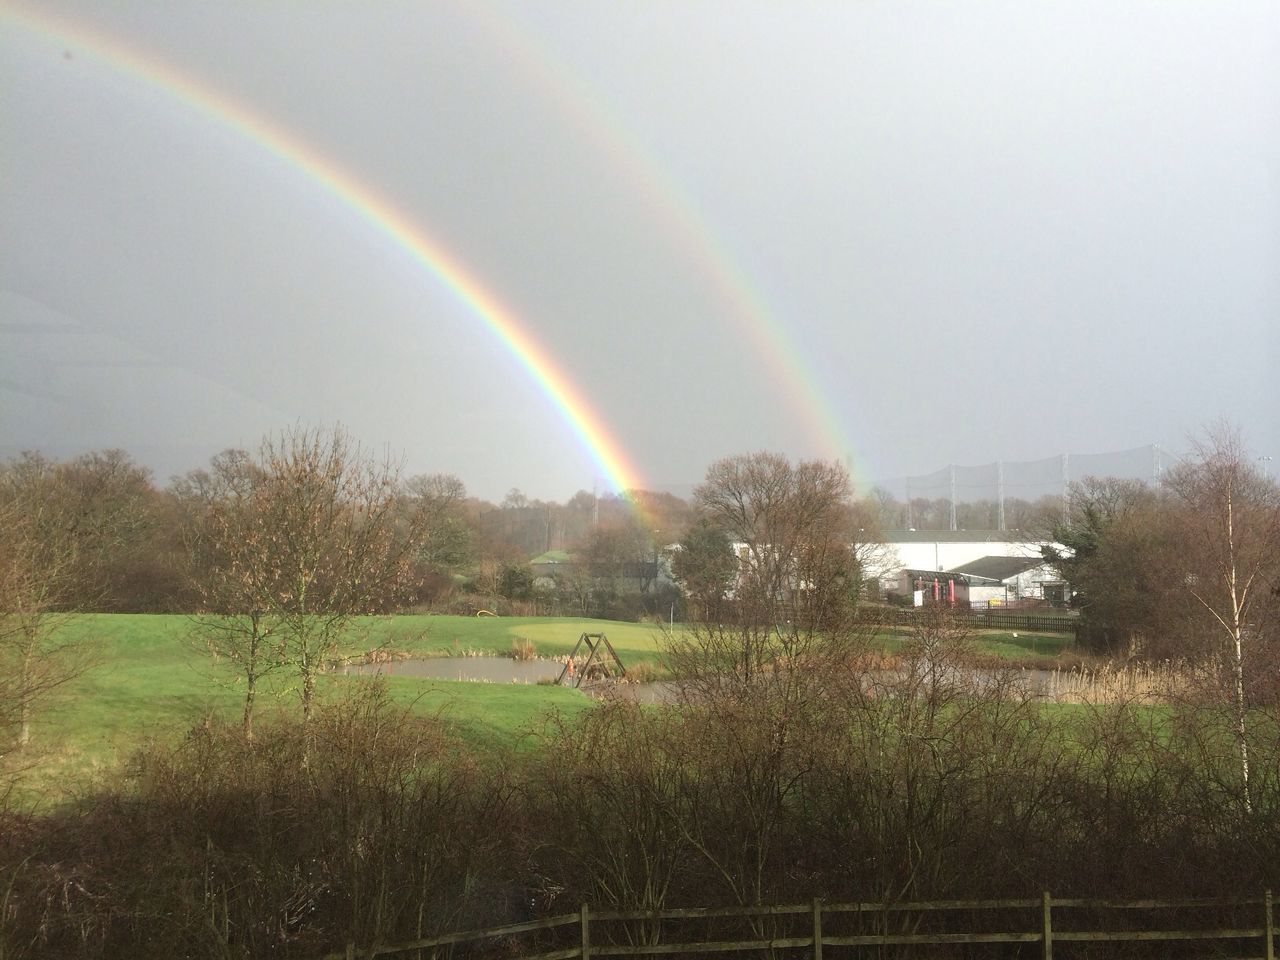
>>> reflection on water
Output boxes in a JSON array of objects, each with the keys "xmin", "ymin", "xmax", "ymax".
[
  {"xmin": 338, "ymin": 657, "xmax": 677, "ymax": 702},
  {"xmin": 338, "ymin": 658, "xmax": 1105, "ymax": 704},
  {"xmin": 340, "ymin": 657, "xmax": 562, "ymax": 683}
]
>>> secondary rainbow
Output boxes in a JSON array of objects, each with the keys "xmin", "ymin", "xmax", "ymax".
[
  {"xmin": 466, "ymin": 3, "xmax": 860, "ymax": 480},
  {"xmin": 2, "ymin": 4, "xmax": 646, "ymax": 497}
]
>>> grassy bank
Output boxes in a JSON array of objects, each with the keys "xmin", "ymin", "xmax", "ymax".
[
  {"xmin": 8, "ymin": 613, "xmax": 1078, "ymax": 806},
  {"xmin": 14, "ymin": 614, "xmax": 618, "ymax": 806}
]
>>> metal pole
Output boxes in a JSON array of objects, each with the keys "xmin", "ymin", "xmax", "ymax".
[
  {"xmin": 997, "ymin": 460, "xmax": 1005, "ymax": 531},
  {"xmin": 949, "ymin": 464, "xmax": 957, "ymax": 531},
  {"xmin": 1061, "ymin": 454, "xmax": 1070, "ymax": 525}
]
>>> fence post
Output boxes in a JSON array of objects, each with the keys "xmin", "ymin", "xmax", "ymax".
[
  {"xmin": 812, "ymin": 898, "xmax": 823, "ymax": 960},
  {"xmin": 1041, "ymin": 891, "xmax": 1053, "ymax": 960},
  {"xmin": 345, "ymin": 942, "xmax": 355, "ymax": 960},
  {"xmin": 1266, "ymin": 889, "xmax": 1274, "ymax": 960},
  {"xmin": 581, "ymin": 903, "xmax": 591, "ymax": 960}
]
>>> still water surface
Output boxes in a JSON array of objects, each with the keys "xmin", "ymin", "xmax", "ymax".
[
  {"xmin": 338, "ymin": 657, "xmax": 1080, "ymax": 703},
  {"xmin": 339, "ymin": 657, "xmax": 678, "ymax": 702},
  {"xmin": 340, "ymin": 657, "xmax": 562, "ymax": 683}
]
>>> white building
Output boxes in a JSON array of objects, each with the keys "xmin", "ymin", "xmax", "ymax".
[{"xmin": 880, "ymin": 530, "xmax": 1058, "ymax": 574}]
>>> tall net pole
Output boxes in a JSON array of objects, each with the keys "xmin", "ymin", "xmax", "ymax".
[
  {"xmin": 997, "ymin": 460, "xmax": 1006, "ymax": 531},
  {"xmin": 1061, "ymin": 454, "xmax": 1070, "ymax": 524},
  {"xmin": 949, "ymin": 464, "xmax": 957, "ymax": 531}
]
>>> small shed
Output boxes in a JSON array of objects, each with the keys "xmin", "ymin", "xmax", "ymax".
[
  {"xmin": 898, "ymin": 555, "xmax": 1069, "ymax": 608},
  {"xmin": 945, "ymin": 556, "xmax": 1068, "ymax": 607},
  {"xmin": 900, "ymin": 568, "xmax": 974, "ymax": 606}
]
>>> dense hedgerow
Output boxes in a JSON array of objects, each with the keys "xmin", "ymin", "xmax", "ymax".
[{"xmin": 2, "ymin": 664, "xmax": 1279, "ymax": 959}]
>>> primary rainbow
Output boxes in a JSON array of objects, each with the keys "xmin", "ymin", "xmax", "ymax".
[{"xmin": 2, "ymin": 4, "xmax": 647, "ymax": 497}]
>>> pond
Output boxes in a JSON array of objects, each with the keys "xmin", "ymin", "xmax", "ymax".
[
  {"xmin": 338, "ymin": 658, "xmax": 1127, "ymax": 704},
  {"xmin": 338, "ymin": 656, "xmax": 679, "ymax": 702},
  {"xmin": 339, "ymin": 657, "xmax": 563, "ymax": 683}
]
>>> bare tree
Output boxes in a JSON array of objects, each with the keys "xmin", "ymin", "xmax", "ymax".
[
  {"xmin": 0, "ymin": 456, "xmax": 99, "ymax": 749},
  {"xmin": 179, "ymin": 450, "xmax": 284, "ymax": 737},
  {"xmin": 844, "ymin": 498, "xmax": 895, "ymax": 598},
  {"xmin": 404, "ymin": 473, "xmax": 473, "ymax": 574},
  {"xmin": 189, "ymin": 428, "xmax": 425, "ymax": 729},
  {"xmin": 1164, "ymin": 426, "xmax": 1280, "ymax": 812},
  {"xmin": 663, "ymin": 452, "xmax": 873, "ymax": 700},
  {"xmin": 53, "ymin": 449, "xmax": 157, "ymax": 610},
  {"xmin": 656, "ymin": 454, "xmax": 881, "ymax": 909},
  {"xmin": 582, "ymin": 523, "xmax": 657, "ymax": 591}
]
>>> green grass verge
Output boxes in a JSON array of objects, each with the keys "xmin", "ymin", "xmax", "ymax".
[
  {"xmin": 11, "ymin": 614, "xmax": 615, "ymax": 808},
  {"xmin": 6, "ymin": 613, "xmax": 1079, "ymax": 808}
]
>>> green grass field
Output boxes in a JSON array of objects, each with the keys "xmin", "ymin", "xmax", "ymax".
[
  {"xmin": 8, "ymin": 613, "xmax": 1077, "ymax": 807},
  {"xmin": 15, "ymin": 614, "xmax": 628, "ymax": 807}
]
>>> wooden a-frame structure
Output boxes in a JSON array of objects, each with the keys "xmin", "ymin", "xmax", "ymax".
[{"xmin": 556, "ymin": 632, "xmax": 627, "ymax": 688}]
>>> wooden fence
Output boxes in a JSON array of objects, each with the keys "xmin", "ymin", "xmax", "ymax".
[
  {"xmin": 321, "ymin": 892, "xmax": 1276, "ymax": 960},
  {"xmin": 877, "ymin": 607, "xmax": 1079, "ymax": 636}
]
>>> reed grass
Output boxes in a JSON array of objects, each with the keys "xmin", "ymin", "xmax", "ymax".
[{"xmin": 509, "ymin": 636, "xmax": 537, "ymax": 661}]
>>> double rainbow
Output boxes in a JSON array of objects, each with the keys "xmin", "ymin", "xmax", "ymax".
[{"xmin": 5, "ymin": 4, "xmax": 860, "ymax": 499}]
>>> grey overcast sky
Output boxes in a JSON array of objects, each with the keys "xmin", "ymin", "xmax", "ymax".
[{"xmin": 3, "ymin": 1, "xmax": 1277, "ymax": 500}]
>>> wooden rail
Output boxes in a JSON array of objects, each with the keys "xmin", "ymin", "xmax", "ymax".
[
  {"xmin": 325, "ymin": 891, "xmax": 1276, "ymax": 960},
  {"xmin": 877, "ymin": 607, "xmax": 1080, "ymax": 634}
]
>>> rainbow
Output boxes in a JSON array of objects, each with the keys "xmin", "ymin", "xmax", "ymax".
[
  {"xmin": 1, "ymin": 4, "xmax": 647, "ymax": 497},
  {"xmin": 465, "ymin": 3, "xmax": 858, "ymax": 478}
]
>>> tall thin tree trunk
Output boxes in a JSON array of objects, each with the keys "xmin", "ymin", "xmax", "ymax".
[
  {"xmin": 1225, "ymin": 487, "xmax": 1252, "ymax": 814},
  {"xmin": 302, "ymin": 667, "xmax": 315, "ymax": 724},
  {"xmin": 18, "ymin": 651, "xmax": 33, "ymax": 748},
  {"xmin": 1233, "ymin": 628, "xmax": 1251, "ymax": 814},
  {"xmin": 243, "ymin": 674, "xmax": 256, "ymax": 737}
]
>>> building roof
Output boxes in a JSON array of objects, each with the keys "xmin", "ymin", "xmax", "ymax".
[
  {"xmin": 882, "ymin": 529, "xmax": 1042, "ymax": 544},
  {"xmin": 947, "ymin": 555, "xmax": 1049, "ymax": 581}
]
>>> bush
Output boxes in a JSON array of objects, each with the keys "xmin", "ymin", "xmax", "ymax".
[
  {"xmin": 0, "ymin": 683, "xmax": 518, "ymax": 959},
  {"xmin": 4, "ymin": 662, "xmax": 1280, "ymax": 957}
]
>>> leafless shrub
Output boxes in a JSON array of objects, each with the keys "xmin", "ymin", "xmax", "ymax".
[
  {"xmin": 0, "ymin": 682, "xmax": 514, "ymax": 959},
  {"xmin": 181, "ymin": 428, "xmax": 427, "ymax": 735}
]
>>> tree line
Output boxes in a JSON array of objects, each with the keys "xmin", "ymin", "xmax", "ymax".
[
  {"xmin": 0, "ymin": 426, "xmax": 1278, "ymax": 957},
  {"xmin": 3, "ymin": 422, "xmax": 1276, "ymax": 753},
  {"xmin": 0, "ymin": 429, "xmax": 878, "ymax": 755},
  {"xmin": 0, "ymin": 434, "xmax": 693, "ymax": 619}
]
